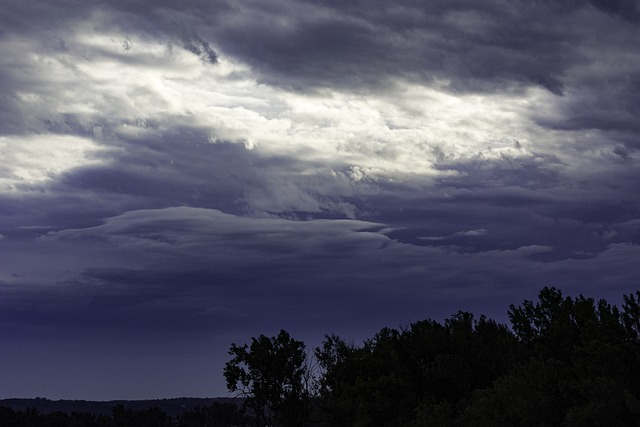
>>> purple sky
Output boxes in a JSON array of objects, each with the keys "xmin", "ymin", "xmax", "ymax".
[{"xmin": 1, "ymin": 0, "xmax": 640, "ymax": 400}]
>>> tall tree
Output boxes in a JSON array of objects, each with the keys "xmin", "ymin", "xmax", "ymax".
[{"xmin": 224, "ymin": 330, "xmax": 313, "ymax": 427}]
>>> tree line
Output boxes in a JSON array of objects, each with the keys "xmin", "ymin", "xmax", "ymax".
[
  {"xmin": 224, "ymin": 287, "xmax": 640, "ymax": 426},
  {"xmin": 0, "ymin": 402, "xmax": 248, "ymax": 427},
  {"xmin": 3, "ymin": 286, "xmax": 640, "ymax": 426}
]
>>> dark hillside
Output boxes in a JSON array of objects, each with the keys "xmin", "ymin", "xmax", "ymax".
[{"xmin": 0, "ymin": 397, "xmax": 237, "ymax": 418}]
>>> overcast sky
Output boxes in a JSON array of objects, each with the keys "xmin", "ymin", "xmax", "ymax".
[{"xmin": 1, "ymin": 0, "xmax": 640, "ymax": 400}]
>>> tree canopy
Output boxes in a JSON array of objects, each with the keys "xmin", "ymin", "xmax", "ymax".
[
  {"xmin": 226, "ymin": 287, "xmax": 640, "ymax": 426},
  {"xmin": 223, "ymin": 329, "xmax": 314, "ymax": 426}
]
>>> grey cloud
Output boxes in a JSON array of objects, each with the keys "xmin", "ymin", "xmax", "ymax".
[
  {"xmin": 0, "ymin": 0, "xmax": 577, "ymax": 95},
  {"xmin": 44, "ymin": 206, "xmax": 388, "ymax": 261},
  {"xmin": 360, "ymin": 159, "xmax": 640, "ymax": 262},
  {"xmin": 180, "ymin": 30, "xmax": 218, "ymax": 64},
  {"xmin": 7, "ymin": 203, "xmax": 639, "ymax": 342},
  {"xmin": 3, "ymin": 206, "xmax": 399, "ymax": 336},
  {"xmin": 454, "ymin": 228, "xmax": 489, "ymax": 237},
  {"xmin": 2, "ymin": 0, "xmax": 634, "ymax": 100},
  {"xmin": 433, "ymin": 150, "xmax": 564, "ymax": 190},
  {"xmin": 1, "ymin": 1, "xmax": 572, "ymax": 93},
  {"xmin": 0, "ymin": 116, "xmax": 373, "ymax": 245},
  {"xmin": 589, "ymin": 0, "xmax": 640, "ymax": 22},
  {"xmin": 535, "ymin": 76, "xmax": 640, "ymax": 150},
  {"xmin": 204, "ymin": 0, "xmax": 577, "ymax": 94},
  {"xmin": 527, "ymin": 13, "xmax": 640, "ymax": 152}
]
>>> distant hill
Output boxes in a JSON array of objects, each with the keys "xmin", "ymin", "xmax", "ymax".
[{"xmin": 0, "ymin": 397, "xmax": 239, "ymax": 418}]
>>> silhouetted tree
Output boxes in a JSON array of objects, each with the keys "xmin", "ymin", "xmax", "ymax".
[
  {"xmin": 622, "ymin": 290, "xmax": 640, "ymax": 341},
  {"xmin": 315, "ymin": 312, "xmax": 519, "ymax": 426},
  {"xmin": 224, "ymin": 330, "xmax": 314, "ymax": 426},
  {"xmin": 111, "ymin": 404, "xmax": 169, "ymax": 427},
  {"xmin": 177, "ymin": 402, "xmax": 249, "ymax": 427},
  {"xmin": 464, "ymin": 286, "xmax": 640, "ymax": 426}
]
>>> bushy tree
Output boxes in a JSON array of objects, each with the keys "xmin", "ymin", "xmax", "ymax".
[
  {"xmin": 224, "ymin": 330, "xmax": 314, "ymax": 427},
  {"xmin": 315, "ymin": 312, "xmax": 519, "ymax": 426},
  {"xmin": 622, "ymin": 291, "xmax": 640, "ymax": 341},
  {"xmin": 464, "ymin": 287, "xmax": 640, "ymax": 426}
]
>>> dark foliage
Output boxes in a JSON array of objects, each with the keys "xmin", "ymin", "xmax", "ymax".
[
  {"xmin": 176, "ymin": 402, "xmax": 250, "ymax": 427},
  {"xmin": 223, "ymin": 329, "xmax": 315, "ymax": 426},
  {"xmin": 315, "ymin": 311, "xmax": 519, "ymax": 426},
  {"xmin": 0, "ymin": 402, "xmax": 248, "ymax": 427},
  {"xmin": 225, "ymin": 286, "xmax": 640, "ymax": 426},
  {"xmin": 463, "ymin": 287, "xmax": 640, "ymax": 426}
]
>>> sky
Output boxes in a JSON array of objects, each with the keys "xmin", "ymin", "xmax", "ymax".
[{"xmin": 1, "ymin": 0, "xmax": 640, "ymax": 400}]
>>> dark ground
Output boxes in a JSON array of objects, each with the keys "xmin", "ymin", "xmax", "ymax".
[{"xmin": 0, "ymin": 397, "xmax": 236, "ymax": 418}]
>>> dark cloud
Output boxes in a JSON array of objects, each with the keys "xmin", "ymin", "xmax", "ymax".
[
  {"xmin": 0, "ymin": 0, "xmax": 584, "ymax": 95},
  {"xmin": 202, "ymin": 0, "xmax": 578, "ymax": 94},
  {"xmin": 180, "ymin": 31, "xmax": 219, "ymax": 64},
  {"xmin": 6, "ymin": 201, "xmax": 636, "ymax": 342},
  {"xmin": 589, "ymin": 0, "xmax": 640, "ymax": 22},
  {"xmin": 535, "ymin": 74, "xmax": 640, "ymax": 150},
  {"xmin": 1, "ymin": 0, "xmax": 636, "ymax": 103},
  {"xmin": 433, "ymin": 150, "xmax": 563, "ymax": 190}
]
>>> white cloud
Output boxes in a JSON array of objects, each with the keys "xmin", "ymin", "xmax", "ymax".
[
  {"xmin": 31, "ymin": 206, "xmax": 391, "ymax": 281},
  {"xmin": 0, "ymin": 134, "xmax": 108, "ymax": 192},
  {"xmin": 1, "ymin": 15, "xmax": 576, "ymax": 192},
  {"xmin": 453, "ymin": 228, "xmax": 489, "ymax": 237},
  {"xmin": 420, "ymin": 228, "xmax": 489, "ymax": 240}
]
